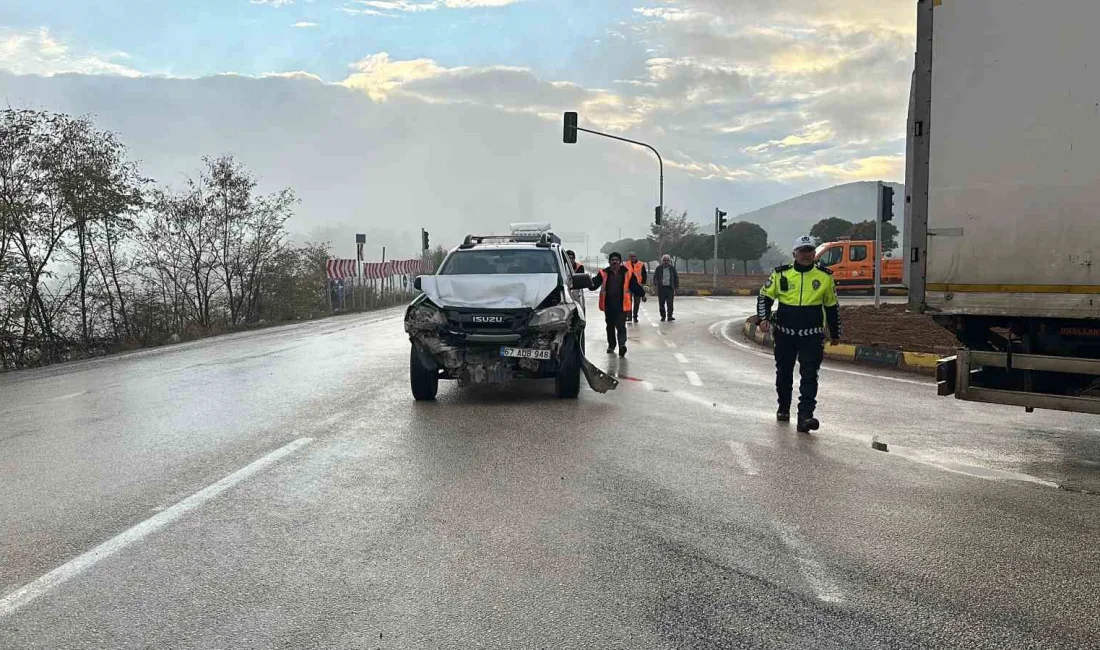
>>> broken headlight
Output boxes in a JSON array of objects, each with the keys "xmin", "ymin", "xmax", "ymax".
[
  {"xmin": 405, "ymin": 300, "xmax": 447, "ymax": 332},
  {"xmin": 529, "ymin": 304, "xmax": 574, "ymax": 330}
]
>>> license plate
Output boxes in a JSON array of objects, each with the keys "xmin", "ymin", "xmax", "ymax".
[{"xmin": 500, "ymin": 347, "xmax": 551, "ymax": 360}]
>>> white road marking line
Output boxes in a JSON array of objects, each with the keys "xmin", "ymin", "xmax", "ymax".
[
  {"xmin": 0, "ymin": 437, "xmax": 313, "ymax": 618},
  {"xmin": 773, "ymin": 521, "xmax": 844, "ymax": 604},
  {"xmin": 50, "ymin": 391, "xmax": 86, "ymax": 402},
  {"xmin": 664, "ymin": 340, "xmax": 677, "ymax": 348},
  {"xmin": 711, "ymin": 320, "xmax": 929, "ymax": 386},
  {"xmin": 650, "ymin": 322, "xmax": 659, "ymax": 328},
  {"xmin": 726, "ymin": 441, "xmax": 759, "ymax": 475},
  {"xmin": 685, "ymin": 371, "xmax": 703, "ymax": 387},
  {"xmin": 674, "ymin": 353, "xmax": 689, "ymax": 364}
]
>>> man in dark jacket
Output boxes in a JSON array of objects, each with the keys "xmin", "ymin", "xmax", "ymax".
[
  {"xmin": 589, "ymin": 252, "xmax": 644, "ymax": 357},
  {"xmin": 653, "ymin": 254, "xmax": 679, "ymax": 321}
]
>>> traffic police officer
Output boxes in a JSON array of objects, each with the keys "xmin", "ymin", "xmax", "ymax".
[{"xmin": 755, "ymin": 235, "xmax": 841, "ymax": 433}]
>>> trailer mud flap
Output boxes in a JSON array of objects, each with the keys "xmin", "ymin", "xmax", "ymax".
[{"xmin": 581, "ymin": 354, "xmax": 619, "ymax": 393}]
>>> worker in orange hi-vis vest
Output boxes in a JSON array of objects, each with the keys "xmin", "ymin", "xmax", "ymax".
[
  {"xmin": 589, "ymin": 252, "xmax": 643, "ymax": 357},
  {"xmin": 624, "ymin": 251, "xmax": 648, "ymax": 323}
]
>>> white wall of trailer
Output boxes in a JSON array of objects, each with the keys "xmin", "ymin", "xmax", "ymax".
[{"xmin": 925, "ymin": 0, "xmax": 1100, "ymax": 318}]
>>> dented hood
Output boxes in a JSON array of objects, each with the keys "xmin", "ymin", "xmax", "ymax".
[{"xmin": 420, "ymin": 274, "xmax": 561, "ymax": 309}]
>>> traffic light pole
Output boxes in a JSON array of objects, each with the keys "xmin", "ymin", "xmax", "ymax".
[
  {"xmin": 875, "ymin": 182, "xmax": 884, "ymax": 309},
  {"xmin": 713, "ymin": 208, "xmax": 719, "ymax": 290},
  {"xmin": 572, "ymin": 125, "xmax": 663, "ymax": 247}
]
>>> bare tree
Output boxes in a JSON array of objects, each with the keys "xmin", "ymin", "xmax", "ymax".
[{"xmin": 202, "ymin": 156, "xmax": 297, "ymax": 326}]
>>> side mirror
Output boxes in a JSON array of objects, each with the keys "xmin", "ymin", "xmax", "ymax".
[
  {"xmin": 571, "ymin": 273, "xmax": 591, "ymax": 290},
  {"xmin": 413, "ymin": 276, "xmax": 423, "ymax": 291}
]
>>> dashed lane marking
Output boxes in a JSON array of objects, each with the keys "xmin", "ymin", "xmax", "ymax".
[
  {"xmin": 727, "ymin": 441, "xmax": 759, "ymax": 476},
  {"xmin": 685, "ymin": 371, "xmax": 703, "ymax": 387},
  {"xmin": 50, "ymin": 391, "xmax": 87, "ymax": 402},
  {"xmin": 773, "ymin": 521, "xmax": 844, "ymax": 604},
  {"xmin": 674, "ymin": 353, "xmax": 689, "ymax": 364}
]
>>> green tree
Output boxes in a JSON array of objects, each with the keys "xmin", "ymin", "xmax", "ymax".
[
  {"xmin": 848, "ymin": 220, "xmax": 899, "ymax": 251},
  {"xmin": 600, "ymin": 238, "xmax": 634, "ymax": 256},
  {"xmin": 648, "ymin": 208, "xmax": 697, "ymax": 255},
  {"xmin": 680, "ymin": 234, "xmax": 714, "ymax": 273},
  {"xmin": 809, "ymin": 217, "xmax": 854, "ymax": 244},
  {"xmin": 719, "ymin": 221, "xmax": 769, "ymax": 275},
  {"xmin": 600, "ymin": 238, "xmax": 653, "ymax": 260}
]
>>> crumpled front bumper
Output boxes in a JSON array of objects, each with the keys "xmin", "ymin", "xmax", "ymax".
[
  {"xmin": 408, "ymin": 327, "xmax": 618, "ymax": 393},
  {"xmin": 410, "ymin": 329, "xmax": 566, "ymax": 384}
]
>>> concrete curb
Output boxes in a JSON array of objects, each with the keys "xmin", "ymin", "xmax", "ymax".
[{"xmin": 740, "ymin": 318, "xmax": 938, "ymax": 375}]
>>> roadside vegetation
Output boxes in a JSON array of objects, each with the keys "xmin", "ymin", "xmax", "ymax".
[{"xmin": 0, "ymin": 109, "xmax": 387, "ymax": 371}]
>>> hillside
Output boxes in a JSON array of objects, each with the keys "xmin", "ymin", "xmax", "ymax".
[{"xmin": 735, "ymin": 181, "xmax": 905, "ymax": 253}]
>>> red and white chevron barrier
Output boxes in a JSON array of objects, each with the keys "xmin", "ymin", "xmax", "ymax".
[
  {"xmin": 364, "ymin": 259, "xmax": 433, "ymax": 278},
  {"xmin": 325, "ymin": 259, "xmax": 358, "ymax": 280},
  {"xmin": 329, "ymin": 258, "xmax": 434, "ymax": 280}
]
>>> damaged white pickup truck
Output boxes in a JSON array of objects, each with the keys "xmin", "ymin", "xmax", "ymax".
[{"xmin": 403, "ymin": 228, "xmax": 618, "ymax": 401}]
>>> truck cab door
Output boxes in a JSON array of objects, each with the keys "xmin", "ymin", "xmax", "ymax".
[{"xmin": 848, "ymin": 243, "xmax": 870, "ymax": 281}]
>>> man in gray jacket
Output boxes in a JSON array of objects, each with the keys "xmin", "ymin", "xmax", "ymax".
[{"xmin": 653, "ymin": 254, "xmax": 679, "ymax": 321}]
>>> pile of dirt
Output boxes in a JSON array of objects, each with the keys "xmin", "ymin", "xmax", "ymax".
[{"xmin": 839, "ymin": 303, "xmax": 959, "ymax": 355}]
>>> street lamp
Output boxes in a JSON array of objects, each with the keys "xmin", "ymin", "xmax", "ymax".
[{"xmin": 563, "ymin": 111, "xmax": 664, "ymax": 242}]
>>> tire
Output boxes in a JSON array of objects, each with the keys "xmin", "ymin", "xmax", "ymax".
[
  {"xmin": 555, "ymin": 336, "xmax": 582, "ymax": 399},
  {"xmin": 410, "ymin": 345, "xmax": 439, "ymax": 401}
]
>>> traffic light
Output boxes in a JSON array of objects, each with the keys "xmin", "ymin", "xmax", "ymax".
[
  {"xmin": 563, "ymin": 112, "xmax": 578, "ymax": 144},
  {"xmin": 717, "ymin": 209, "xmax": 728, "ymax": 232},
  {"xmin": 655, "ymin": 205, "xmax": 662, "ymax": 226},
  {"xmin": 421, "ymin": 229, "xmax": 429, "ymax": 251},
  {"xmin": 880, "ymin": 185, "xmax": 895, "ymax": 222}
]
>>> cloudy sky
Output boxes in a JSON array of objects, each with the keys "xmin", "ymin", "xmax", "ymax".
[{"xmin": 0, "ymin": 0, "xmax": 915, "ymax": 259}]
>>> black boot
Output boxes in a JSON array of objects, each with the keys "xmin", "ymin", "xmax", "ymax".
[
  {"xmin": 796, "ymin": 417, "xmax": 820, "ymax": 434},
  {"xmin": 777, "ymin": 410, "xmax": 790, "ymax": 422},
  {"xmin": 619, "ymin": 346, "xmax": 627, "ymax": 357}
]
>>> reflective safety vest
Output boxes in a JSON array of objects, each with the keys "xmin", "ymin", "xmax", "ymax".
[
  {"xmin": 598, "ymin": 268, "xmax": 632, "ymax": 312},
  {"xmin": 757, "ymin": 262, "xmax": 839, "ymax": 336},
  {"xmin": 625, "ymin": 260, "xmax": 645, "ymax": 285}
]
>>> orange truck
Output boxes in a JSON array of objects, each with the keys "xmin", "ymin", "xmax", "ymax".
[{"xmin": 814, "ymin": 238, "xmax": 903, "ymax": 292}]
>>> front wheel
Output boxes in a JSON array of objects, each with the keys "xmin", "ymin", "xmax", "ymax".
[
  {"xmin": 555, "ymin": 336, "xmax": 582, "ymax": 399},
  {"xmin": 410, "ymin": 345, "xmax": 439, "ymax": 401}
]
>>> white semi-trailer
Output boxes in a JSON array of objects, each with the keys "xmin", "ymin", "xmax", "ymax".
[{"xmin": 906, "ymin": 0, "xmax": 1100, "ymax": 414}]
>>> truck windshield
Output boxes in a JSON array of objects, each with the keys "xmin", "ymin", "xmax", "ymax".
[{"xmin": 440, "ymin": 249, "xmax": 559, "ymax": 275}]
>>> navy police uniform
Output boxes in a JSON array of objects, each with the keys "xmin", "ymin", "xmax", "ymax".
[{"xmin": 757, "ymin": 259, "xmax": 841, "ymax": 430}]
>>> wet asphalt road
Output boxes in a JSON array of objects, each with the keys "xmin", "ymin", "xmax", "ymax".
[{"xmin": 1, "ymin": 297, "xmax": 1099, "ymax": 649}]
